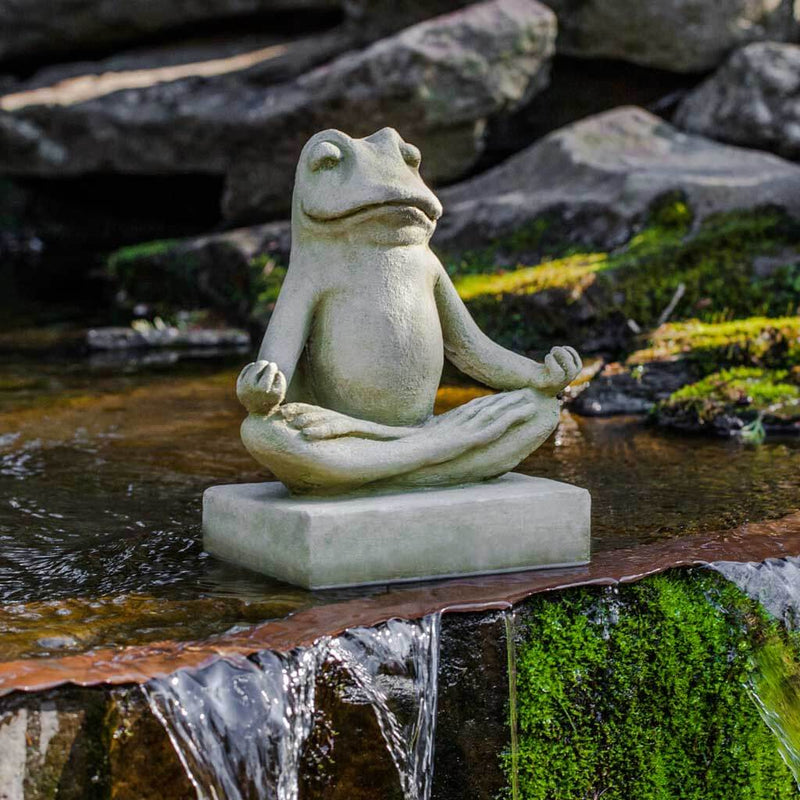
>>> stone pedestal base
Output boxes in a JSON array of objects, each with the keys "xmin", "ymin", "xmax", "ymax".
[{"xmin": 202, "ymin": 474, "xmax": 591, "ymax": 590}]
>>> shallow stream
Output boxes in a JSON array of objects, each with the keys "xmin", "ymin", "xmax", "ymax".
[{"xmin": 1, "ymin": 352, "xmax": 800, "ymax": 662}]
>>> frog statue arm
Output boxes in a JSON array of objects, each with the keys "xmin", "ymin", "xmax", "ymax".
[{"xmin": 432, "ymin": 258, "xmax": 582, "ymax": 396}]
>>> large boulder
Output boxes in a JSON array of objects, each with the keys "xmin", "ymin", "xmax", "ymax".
[
  {"xmin": 540, "ymin": 0, "xmax": 798, "ymax": 73},
  {"xmin": 0, "ymin": 0, "xmax": 556, "ymax": 223},
  {"xmin": 434, "ymin": 106, "xmax": 800, "ymax": 252},
  {"xmin": 675, "ymin": 42, "xmax": 800, "ymax": 161},
  {"xmin": 0, "ymin": 0, "xmax": 341, "ymax": 67}
]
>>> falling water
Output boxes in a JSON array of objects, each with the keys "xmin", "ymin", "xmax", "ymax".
[
  {"xmin": 712, "ymin": 556, "xmax": 800, "ymax": 630},
  {"xmin": 327, "ymin": 613, "xmax": 442, "ymax": 800},
  {"xmin": 503, "ymin": 610, "xmax": 521, "ymax": 800},
  {"xmin": 143, "ymin": 646, "xmax": 324, "ymax": 800},
  {"xmin": 145, "ymin": 613, "xmax": 442, "ymax": 800},
  {"xmin": 711, "ymin": 556, "xmax": 800, "ymax": 788}
]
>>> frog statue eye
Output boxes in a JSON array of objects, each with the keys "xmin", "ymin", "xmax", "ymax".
[
  {"xmin": 308, "ymin": 141, "xmax": 343, "ymax": 173},
  {"xmin": 400, "ymin": 142, "xmax": 421, "ymax": 169}
]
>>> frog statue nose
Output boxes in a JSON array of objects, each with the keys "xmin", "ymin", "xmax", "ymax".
[{"xmin": 365, "ymin": 127, "xmax": 403, "ymax": 147}]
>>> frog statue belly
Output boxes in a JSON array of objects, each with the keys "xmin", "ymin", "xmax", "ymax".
[
  {"xmin": 301, "ymin": 258, "xmax": 444, "ymax": 426},
  {"xmin": 236, "ymin": 127, "xmax": 582, "ymax": 495}
]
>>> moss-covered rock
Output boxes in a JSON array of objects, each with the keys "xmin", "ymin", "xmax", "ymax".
[
  {"xmin": 443, "ymin": 196, "xmax": 800, "ymax": 356},
  {"xmin": 508, "ymin": 569, "xmax": 800, "ymax": 799},
  {"xmin": 574, "ymin": 316, "xmax": 800, "ymax": 420},
  {"xmin": 106, "ymin": 223, "xmax": 290, "ymax": 328},
  {"xmin": 656, "ymin": 366, "xmax": 800, "ymax": 437}
]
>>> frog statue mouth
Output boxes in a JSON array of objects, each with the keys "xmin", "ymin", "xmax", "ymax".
[{"xmin": 301, "ymin": 193, "xmax": 442, "ymax": 228}]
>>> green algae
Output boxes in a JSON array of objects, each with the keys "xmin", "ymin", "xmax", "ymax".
[{"xmin": 507, "ymin": 570, "xmax": 800, "ymax": 800}]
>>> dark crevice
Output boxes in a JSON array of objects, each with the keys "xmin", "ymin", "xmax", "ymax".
[{"xmin": 1, "ymin": 173, "xmax": 227, "ymax": 321}]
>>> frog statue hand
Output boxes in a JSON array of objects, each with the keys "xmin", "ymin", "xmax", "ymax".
[{"xmin": 236, "ymin": 127, "xmax": 582, "ymax": 495}]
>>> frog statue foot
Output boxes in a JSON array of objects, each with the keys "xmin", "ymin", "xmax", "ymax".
[
  {"xmin": 203, "ymin": 127, "xmax": 590, "ymax": 587},
  {"xmin": 235, "ymin": 127, "xmax": 582, "ymax": 495}
]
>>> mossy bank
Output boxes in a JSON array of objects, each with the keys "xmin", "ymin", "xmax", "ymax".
[{"xmin": 507, "ymin": 568, "xmax": 800, "ymax": 799}]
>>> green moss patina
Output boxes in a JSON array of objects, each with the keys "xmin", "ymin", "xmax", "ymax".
[
  {"xmin": 658, "ymin": 367, "xmax": 800, "ymax": 427},
  {"xmin": 444, "ymin": 196, "xmax": 800, "ymax": 353},
  {"xmin": 507, "ymin": 570, "xmax": 800, "ymax": 799},
  {"xmin": 628, "ymin": 317, "xmax": 800, "ymax": 371}
]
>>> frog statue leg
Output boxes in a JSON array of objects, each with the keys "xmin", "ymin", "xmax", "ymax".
[
  {"xmin": 237, "ymin": 260, "xmax": 575, "ymax": 495},
  {"xmin": 240, "ymin": 380, "xmax": 560, "ymax": 495}
]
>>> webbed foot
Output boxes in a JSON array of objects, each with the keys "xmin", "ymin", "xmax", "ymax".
[{"xmin": 281, "ymin": 403, "xmax": 417, "ymax": 440}]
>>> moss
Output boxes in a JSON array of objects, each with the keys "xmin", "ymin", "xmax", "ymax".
[
  {"xmin": 106, "ymin": 239, "xmax": 288, "ymax": 326},
  {"xmin": 660, "ymin": 367, "xmax": 800, "ymax": 425},
  {"xmin": 106, "ymin": 239, "xmax": 180, "ymax": 274},
  {"xmin": 508, "ymin": 570, "xmax": 800, "ymax": 799},
  {"xmin": 628, "ymin": 317, "xmax": 800, "ymax": 371},
  {"xmin": 453, "ymin": 253, "xmax": 607, "ymax": 302},
  {"xmin": 443, "ymin": 196, "xmax": 800, "ymax": 354}
]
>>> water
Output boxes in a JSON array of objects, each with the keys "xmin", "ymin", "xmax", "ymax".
[
  {"xmin": 712, "ymin": 557, "xmax": 800, "ymax": 630},
  {"xmin": 712, "ymin": 557, "xmax": 800, "ymax": 787},
  {"xmin": 144, "ymin": 647, "xmax": 324, "ymax": 800},
  {"xmin": 327, "ymin": 614, "xmax": 442, "ymax": 800},
  {"xmin": 2, "ymin": 353, "xmax": 800, "ymax": 660},
  {"xmin": 145, "ymin": 614, "xmax": 443, "ymax": 800}
]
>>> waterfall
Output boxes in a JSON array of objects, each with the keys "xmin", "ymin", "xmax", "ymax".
[
  {"xmin": 712, "ymin": 556, "xmax": 800, "ymax": 630},
  {"xmin": 504, "ymin": 610, "xmax": 521, "ymax": 800},
  {"xmin": 145, "ymin": 613, "xmax": 442, "ymax": 800},
  {"xmin": 327, "ymin": 613, "xmax": 442, "ymax": 800},
  {"xmin": 144, "ymin": 647, "xmax": 324, "ymax": 800},
  {"xmin": 711, "ymin": 556, "xmax": 800, "ymax": 788}
]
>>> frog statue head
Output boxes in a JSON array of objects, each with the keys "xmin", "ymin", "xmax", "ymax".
[{"xmin": 291, "ymin": 127, "xmax": 443, "ymax": 248}]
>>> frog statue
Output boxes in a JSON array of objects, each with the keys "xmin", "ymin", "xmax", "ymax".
[{"xmin": 236, "ymin": 127, "xmax": 582, "ymax": 495}]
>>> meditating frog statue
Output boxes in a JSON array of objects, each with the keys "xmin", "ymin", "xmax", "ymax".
[{"xmin": 237, "ymin": 127, "xmax": 582, "ymax": 495}]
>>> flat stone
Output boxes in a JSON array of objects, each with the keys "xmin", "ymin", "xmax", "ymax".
[{"xmin": 203, "ymin": 474, "xmax": 591, "ymax": 589}]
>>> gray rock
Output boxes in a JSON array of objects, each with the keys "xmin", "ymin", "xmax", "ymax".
[
  {"xmin": 675, "ymin": 43, "xmax": 800, "ymax": 161},
  {"xmin": 434, "ymin": 106, "xmax": 800, "ymax": 252},
  {"xmin": 86, "ymin": 325, "xmax": 250, "ymax": 351},
  {"xmin": 0, "ymin": 0, "xmax": 556, "ymax": 223},
  {"xmin": 570, "ymin": 360, "xmax": 695, "ymax": 417},
  {"xmin": 540, "ymin": 0, "xmax": 798, "ymax": 73},
  {"xmin": 0, "ymin": 0, "xmax": 340, "ymax": 66}
]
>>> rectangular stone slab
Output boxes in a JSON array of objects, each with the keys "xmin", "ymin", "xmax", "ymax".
[{"xmin": 203, "ymin": 474, "xmax": 591, "ymax": 589}]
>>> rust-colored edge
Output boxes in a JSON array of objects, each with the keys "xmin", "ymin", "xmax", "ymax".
[{"xmin": 2, "ymin": 512, "xmax": 799, "ymax": 696}]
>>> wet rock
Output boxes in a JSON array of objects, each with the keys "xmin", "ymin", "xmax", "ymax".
[
  {"xmin": 86, "ymin": 325, "xmax": 250, "ymax": 351},
  {"xmin": 712, "ymin": 556, "xmax": 800, "ymax": 630},
  {"xmin": 105, "ymin": 690, "xmax": 194, "ymax": 800},
  {"xmin": 432, "ymin": 612, "xmax": 511, "ymax": 800},
  {"xmin": 434, "ymin": 106, "xmax": 800, "ymax": 252},
  {"xmin": 540, "ymin": 0, "xmax": 798, "ymax": 73},
  {"xmin": 0, "ymin": 689, "xmax": 109, "ymax": 800},
  {"xmin": 675, "ymin": 43, "xmax": 800, "ymax": 162},
  {"xmin": 0, "ymin": 0, "xmax": 556, "ymax": 223},
  {"xmin": 570, "ymin": 360, "xmax": 695, "ymax": 416},
  {"xmin": 653, "ymin": 366, "xmax": 800, "ymax": 437},
  {"xmin": 0, "ymin": 0, "xmax": 341, "ymax": 68}
]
